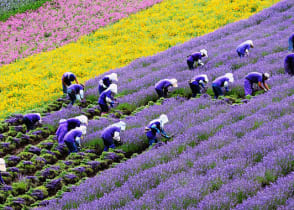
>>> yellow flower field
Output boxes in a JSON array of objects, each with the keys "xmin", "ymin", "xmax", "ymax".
[{"xmin": 0, "ymin": 0, "xmax": 279, "ymax": 119}]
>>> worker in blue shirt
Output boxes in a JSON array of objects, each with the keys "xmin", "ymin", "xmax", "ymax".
[
  {"xmin": 145, "ymin": 114, "xmax": 171, "ymax": 146},
  {"xmin": 98, "ymin": 73, "xmax": 118, "ymax": 94},
  {"xmin": 98, "ymin": 84, "xmax": 117, "ymax": 114},
  {"xmin": 155, "ymin": 79, "xmax": 178, "ymax": 98},
  {"xmin": 62, "ymin": 72, "xmax": 79, "ymax": 94},
  {"xmin": 212, "ymin": 73, "xmax": 234, "ymax": 99},
  {"xmin": 236, "ymin": 40, "xmax": 254, "ymax": 58},
  {"xmin": 187, "ymin": 49, "xmax": 208, "ymax": 70},
  {"xmin": 63, "ymin": 126, "xmax": 87, "ymax": 153},
  {"xmin": 67, "ymin": 84, "xmax": 84, "ymax": 105},
  {"xmin": 23, "ymin": 113, "xmax": 42, "ymax": 132},
  {"xmin": 188, "ymin": 74, "xmax": 209, "ymax": 97},
  {"xmin": 244, "ymin": 72, "xmax": 270, "ymax": 96},
  {"xmin": 101, "ymin": 121, "xmax": 126, "ymax": 151}
]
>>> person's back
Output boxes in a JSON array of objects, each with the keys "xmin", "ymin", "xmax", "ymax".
[
  {"xmin": 24, "ymin": 113, "xmax": 40, "ymax": 123},
  {"xmin": 56, "ymin": 121, "xmax": 68, "ymax": 144},
  {"xmin": 64, "ymin": 129, "xmax": 82, "ymax": 143},
  {"xmin": 245, "ymin": 72, "xmax": 263, "ymax": 83},
  {"xmin": 98, "ymin": 90, "xmax": 112, "ymax": 105},
  {"xmin": 212, "ymin": 76, "xmax": 229, "ymax": 87},
  {"xmin": 66, "ymin": 118, "xmax": 81, "ymax": 130},
  {"xmin": 68, "ymin": 84, "xmax": 82, "ymax": 93},
  {"xmin": 101, "ymin": 126, "xmax": 120, "ymax": 142},
  {"xmin": 187, "ymin": 52, "xmax": 202, "ymax": 62},
  {"xmin": 155, "ymin": 79, "xmax": 172, "ymax": 90}
]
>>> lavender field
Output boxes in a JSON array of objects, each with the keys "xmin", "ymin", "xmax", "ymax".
[
  {"xmin": 36, "ymin": 0, "xmax": 294, "ymax": 209},
  {"xmin": 1, "ymin": 0, "xmax": 294, "ymax": 209}
]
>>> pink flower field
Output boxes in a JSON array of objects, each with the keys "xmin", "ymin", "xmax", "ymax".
[{"xmin": 0, "ymin": 0, "xmax": 162, "ymax": 65}]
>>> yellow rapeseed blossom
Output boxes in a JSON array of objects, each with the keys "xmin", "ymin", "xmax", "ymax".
[{"xmin": 0, "ymin": 0, "xmax": 279, "ymax": 119}]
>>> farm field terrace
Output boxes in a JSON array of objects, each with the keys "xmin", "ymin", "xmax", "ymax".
[{"xmin": 0, "ymin": 0, "xmax": 279, "ymax": 120}]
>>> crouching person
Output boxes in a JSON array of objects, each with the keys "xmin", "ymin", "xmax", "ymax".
[
  {"xmin": 101, "ymin": 121, "xmax": 126, "ymax": 151},
  {"xmin": 212, "ymin": 73, "xmax": 234, "ymax": 99},
  {"xmin": 56, "ymin": 115, "xmax": 88, "ymax": 144},
  {"xmin": 244, "ymin": 72, "xmax": 270, "ymax": 96},
  {"xmin": 64, "ymin": 126, "xmax": 87, "ymax": 153},
  {"xmin": 67, "ymin": 84, "xmax": 84, "ymax": 105},
  {"xmin": 188, "ymin": 74, "xmax": 209, "ymax": 97},
  {"xmin": 98, "ymin": 73, "xmax": 118, "ymax": 94},
  {"xmin": 145, "ymin": 114, "xmax": 171, "ymax": 146},
  {"xmin": 155, "ymin": 79, "xmax": 178, "ymax": 98},
  {"xmin": 23, "ymin": 113, "xmax": 42, "ymax": 132},
  {"xmin": 98, "ymin": 84, "xmax": 118, "ymax": 114}
]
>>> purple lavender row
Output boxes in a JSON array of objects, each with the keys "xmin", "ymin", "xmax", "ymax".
[
  {"xmin": 234, "ymin": 172, "xmax": 294, "ymax": 210},
  {"xmin": 71, "ymin": 83, "xmax": 294, "ymax": 209},
  {"xmin": 80, "ymin": 96, "xmax": 294, "ymax": 209},
  {"xmin": 195, "ymin": 132, "xmax": 294, "ymax": 208},
  {"xmin": 124, "ymin": 107, "xmax": 294, "ymax": 209},
  {"xmin": 40, "ymin": 76, "xmax": 294, "ymax": 209}
]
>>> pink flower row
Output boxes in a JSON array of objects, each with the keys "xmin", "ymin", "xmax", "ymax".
[{"xmin": 0, "ymin": 0, "xmax": 162, "ymax": 65}]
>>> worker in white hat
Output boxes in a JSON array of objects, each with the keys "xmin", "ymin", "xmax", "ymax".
[
  {"xmin": 236, "ymin": 40, "xmax": 254, "ymax": 57},
  {"xmin": 145, "ymin": 114, "xmax": 171, "ymax": 146},
  {"xmin": 98, "ymin": 73, "xmax": 118, "ymax": 94},
  {"xmin": 187, "ymin": 49, "xmax": 208, "ymax": 70},
  {"xmin": 155, "ymin": 79, "xmax": 178, "ymax": 98},
  {"xmin": 244, "ymin": 72, "xmax": 270, "ymax": 96},
  {"xmin": 212, "ymin": 73, "xmax": 234, "ymax": 99}
]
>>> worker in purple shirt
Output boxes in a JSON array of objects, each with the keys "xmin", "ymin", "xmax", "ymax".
[
  {"xmin": 187, "ymin": 49, "xmax": 208, "ymax": 70},
  {"xmin": 212, "ymin": 73, "xmax": 234, "ymax": 99},
  {"xmin": 285, "ymin": 53, "xmax": 294, "ymax": 75},
  {"xmin": 67, "ymin": 84, "xmax": 84, "ymax": 105},
  {"xmin": 98, "ymin": 84, "xmax": 117, "ymax": 114},
  {"xmin": 155, "ymin": 79, "xmax": 178, "ymax": 98},
  {"xmin": 244, "ymin": 72, "xmax": 270, "ymax": 96},
  {"xmin": 63, "ymin": 126, "xmax": 87, "ymax": 153},
  {"xmin": 145, "ymin": 114, "xmax": 171, "ymax": 146},
  {"xmin": 289, "ymin": 33, "xmax": 294, "ymax": 52},
  {"xmin": 56, "ymin": 115, "xmax": 88, "ymax": 144},
  {"xmin": 23, "ymin": 113, "xmax": 42, "ymax": 132},
  {"xmin": 101, "ymin": 121, "xmax": 126, "ymax": 151},
  {"xmin": 188, "ymin": 74, "xmax": 209, "ymax": 97},
  {"xmin": 236, "ymin": 40, "xmax": 254, "ymax": 58},
  {"xmin": 98, "ymin": 73, "xmax": 118, "ymax": 94},
  {"xmin": 62, "ymin": 72, "xmax": 79, "ymax": 94}
]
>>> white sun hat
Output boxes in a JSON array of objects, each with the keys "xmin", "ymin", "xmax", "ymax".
[
  {"xmin": 108, "ymin": 73, "xmax": 118, "ymax": 82},
  {"xmin": 200, "ymin": 49, "xmax": 208, "ymax": 57},
  {"xmin": 225, "ymin": 73, "xmax": 234, "ymax": 83},
  {"xmin": 159, "ymin": 114, "xmax": 169, "ymax": 127},
  {"xmin": 0, "ymin": 158, "xmax": 6, "ymax": 172},
  {"xmin": 75, "ymin": 115, "xmax": 88, "ymax": 125},
  {"xmin": 113, "ymin": 121, "xmax": 126, "ymax": 131},
  {"xmin": 108, "ymin": 84, "xmax": 118, "ymax": 94},
  {"xmin": 169, "ymin": 79, "xmax": 178, "ymax": 88}
]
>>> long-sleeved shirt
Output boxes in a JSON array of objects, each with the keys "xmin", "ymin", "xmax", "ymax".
[
  {"xmin": 187, "ymin": 52, "xmax": 202, "ymax": 62},
  {"xmin": 98, "ymin": 90, "xmax": 114, "ymax": 105},
  {"xmin": 63, "ymin": 129, "xmax": 82, "ymax": 143},
  {"xmin": 155, "ymin": 79, "xmax": 172, "ymax": 91},
  {"xmin": 62, "ymin": 72, "xmax": 76, "ymax": 85},
  {"xmin": 245, "ymin": 72, "xmax": 263, "ymax": 83}
]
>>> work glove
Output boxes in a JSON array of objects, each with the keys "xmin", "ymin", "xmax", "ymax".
[{"xmin": 110, "ymin": 101, "xmax": 115, "ymax": 107}]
